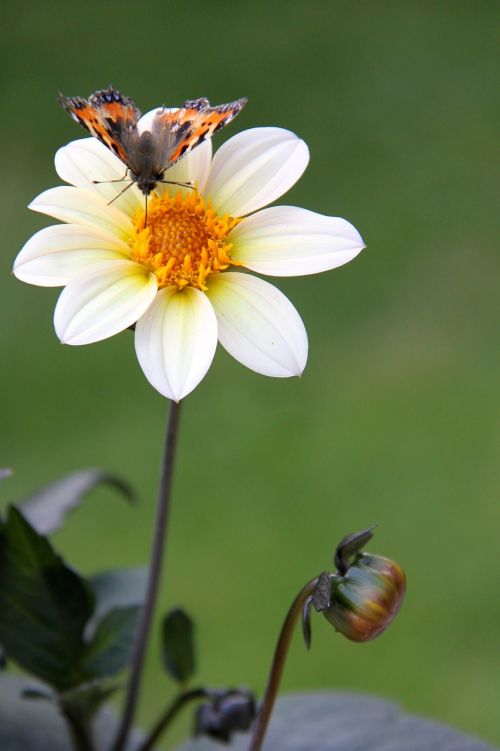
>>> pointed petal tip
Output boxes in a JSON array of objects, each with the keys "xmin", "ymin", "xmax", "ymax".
[
  {"xmin": 206, "ymin": 127, "xmax": 310, "ymax": 217},
  {"xmin": 231, "ymin": 206, "xmax": 366, "ymax": 277},
  {"xmin": 292, "ymin": 356, "xmax": 307, "ymax": 378},
  {"xmin": 207, "ymin": 272, "xmax": 308, "ymax": 378},
  {"xmin": 135, "ymin": 286, "xmax": 218, "ymax": 402},
  {"xmin": 54, "ymin": 319, "xmax": 80, "ymax": 346}
]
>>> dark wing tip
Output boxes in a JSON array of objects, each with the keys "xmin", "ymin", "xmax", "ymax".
[
  {"xmin": 182, "ymin": 96, "xmax": 248, "ymax": 114},
  {"xmin": 224, "ymin": 96, "xmax": 248, "ymax": 111},
  {"xmin": 217, "ymin": 97, "xmax": 248, "ymax": 115},
  {"xmin": 182, "ymin": 97, "xmax": 210, "ymax": 110},
  {"xmin": 58, "ymin": 92, "xmax": 88, "ymax": 115},
  {"xmin": 89, "ymin": 85, "xmax": 137, "ymax": 109}
]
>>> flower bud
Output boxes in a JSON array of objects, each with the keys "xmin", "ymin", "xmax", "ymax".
[
  {"xmin": 323, "ymin": 553, "xmax": 406, "ymax": 642},
  {"xmin": 194, "ymin": 688, "xmax": 256, "ymax": 743}
]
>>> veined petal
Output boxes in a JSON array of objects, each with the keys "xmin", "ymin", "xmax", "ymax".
[
  {"xmin": 14, "ymin": 224, "xmax": 130, "ymax": 287},
  {"xmin": 54, "ymin": 260, "xmax": 157, "ymax": 345},
  {"xmin": 135, "ymin": 286, "xmax": 218, "ymax": 401},
  {"xmin": 29, "ymin": 186, "xmax": 133, "ymax": 239},
  {"xmin": 55, "ymin": 138, "xmax": 144, "ymax": 216},
  {"xmin": 159, "ymin": 140, "xmax": 213, "ymax": 197},
  {"xmin": 230, "ymin": 206, "xmax": 365, "ymax": 276},
  {"xmin": 204, "ymin": 128, "xmax": 309, "ymax": 217},
  {"xmin": 206, "ymin": 272, "xmax": 307, "ymax": 377}
]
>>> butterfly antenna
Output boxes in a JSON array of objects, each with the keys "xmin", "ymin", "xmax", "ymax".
[
  {"xmin": 158, "ymin": 179, "xmax": 195, "ymax": 190},
  {"xmin": 106, "ymin": 181, "xmax": 135, "ymax": 206}
]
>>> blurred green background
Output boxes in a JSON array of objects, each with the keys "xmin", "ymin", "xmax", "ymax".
[{"xmin": 1, "ymin": 0, "xmax": 498, "ymax": 747}]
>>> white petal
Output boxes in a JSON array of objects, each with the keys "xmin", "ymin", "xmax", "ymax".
[
  {"xmin": 14, "ymin": 224, "xmax": 130, "ymax": 287},
  {"xmin": 135, "ymin": 286, "xmax": 218, "ymax": 401},
  {"xmin": 55, "ymin": 138, "xmax": 144, "ymax": 216},
  {"xmin": 206, "ymin": 272, "xmax": 307, "ymax": 377},
  {"xmin": 204, "ymin": 128, "xmax": 309, "ymax": 217},
  {"xmin": 54, "ymin": 260, "xmax": 157, "ymax": 345},
  {"xmin": 160, "ymin": 139, "xmax": 212, "ymax": 195},
  {"xmin": 230, "ymin": 206, "xmax": 365, "ymax": 276},
  {"xmin": 29, "ymin": 186, "xmax": 133, "ymax": 239}
]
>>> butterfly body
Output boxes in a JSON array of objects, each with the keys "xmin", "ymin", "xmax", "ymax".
[
  {"xmin": 121, "ymin": 129, "xmax": 171, "ymax": 196},
  {"xmin": 60, "ymin": 87, "xmax": 247, "ymax": 195}
]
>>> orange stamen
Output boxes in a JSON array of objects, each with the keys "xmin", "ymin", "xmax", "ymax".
[{"xmin": 130, "ymin": 190, "xmax": 240, "ymax": 290}]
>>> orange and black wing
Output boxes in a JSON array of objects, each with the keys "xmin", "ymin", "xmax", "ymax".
[
  {"xmin": 59, "ymin": 86, "xmax": 141, "ymax": 164},
  {"xmin": 155, "ymin": 97, "xmax": 247, "ymax": 167}
]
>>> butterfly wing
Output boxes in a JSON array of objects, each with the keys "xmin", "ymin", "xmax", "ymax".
[
  {"xmin": 59, "ymin": 86, "xmax": 141, "ymax": 164},
  {"xmin": 153, "ymin": 97, "xmax": 247, "ymax": 169}
]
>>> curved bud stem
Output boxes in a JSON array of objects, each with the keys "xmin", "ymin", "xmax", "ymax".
[
  {"xmin": 247, "ymin": 577, "xmax": 319, "ymax": 751},
  {"xmin": 137, "ymin": 687, "xmax": 209, "ymax": 751}
]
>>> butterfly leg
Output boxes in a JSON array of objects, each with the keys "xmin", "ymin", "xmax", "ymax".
[
  {"xmin": 158, "ymin": 179, "xmax": 195, "ymax": 190},
  {"xmin": 92, "ymin": 169, "xmax": 130, "ymax": 185},
  {"xmin": 106, "ymin": 181, "xmax": 135, "ymax": 206}
]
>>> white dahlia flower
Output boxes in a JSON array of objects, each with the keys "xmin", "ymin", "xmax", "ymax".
[{"xmin": 14, "ymin": 124, "xmax": 365, "ymax": 401}]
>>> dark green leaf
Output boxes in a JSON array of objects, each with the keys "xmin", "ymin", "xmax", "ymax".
[
  {"xmin": 83, "ymin": 606, "xmax": 140, "ymax": 679},
  {"xmin": 162, "ymin": 608, "xmax": 196, "ymax": 683},
  {"xmin": 0, "ymin": 674, "xmax": 144, "ymax": 751},
  {"xmin": 177, "ymin": 692, "xmax": 498, "ymax": 750},
  {"xmin": 0, "ymin": 506, "xmax": 95, "ymax": 690},
  {"xmin": 20, "ymin": 469, "xmax": 134, "ymax": 535},
  {"xmin": 59, "ymin": 680, "xmax": 119, "ymax": 720},
  {"xmin": 89, "ymin": 567, "xmax": 148, "ymax": 625}
]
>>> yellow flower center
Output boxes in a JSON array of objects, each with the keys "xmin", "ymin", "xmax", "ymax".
[{"xmin": 130, "ymin": 190, "xmax": 240, "ymax": 290}]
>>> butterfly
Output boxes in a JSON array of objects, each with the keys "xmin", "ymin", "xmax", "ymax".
[{"xmin": 59, "ymin": 85, "xmax": 247, "ymax": 196}]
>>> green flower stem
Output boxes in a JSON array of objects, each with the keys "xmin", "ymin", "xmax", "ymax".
[
  {"xmin": 137, "ymin": 687, "xmax": 209, "ymax": 751},
  {"xmin": 61, "ymin": 707, "xmax": 95, "ymax": 751},
  {"xmin": 247, "ymin": 577, "xmax": 319, "ymax": 751},
  {"xmin": 111, "ymin": 399, "xmax": 183, "ymax": 751}
]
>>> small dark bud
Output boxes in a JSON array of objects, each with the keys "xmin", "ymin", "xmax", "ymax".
[
  {"xmin": 194, "ymin": 688, "xmax": 256, "ymax": 743},
  {"xmin": 324, "ymin": 552, "xmax": 406, "ymax": 642}
]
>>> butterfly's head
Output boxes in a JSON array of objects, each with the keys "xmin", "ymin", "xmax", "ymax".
[{"xmin": 134, "ymin": 173, "xmax": 160, "ymax": 196}]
